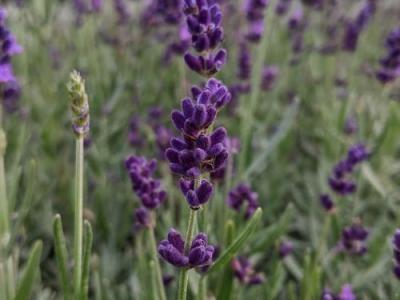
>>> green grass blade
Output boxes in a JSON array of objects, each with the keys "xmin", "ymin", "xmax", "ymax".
[
  {"xmin": 81, "ymin": 220, "xmax": 93, "ymax": 300},
  {"xmin": 53, "ymin": 214, "xmax": 71, "ymax": 300},
  {"xmin": 14, "ymin": 240, "xmax": 43, "ymax": 300}
]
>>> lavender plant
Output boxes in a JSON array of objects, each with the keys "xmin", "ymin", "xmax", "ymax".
[
  {"xmin": 1, "ymin": 0, "xmax": 400, "ymax": 299},
  {"xmin": 52, "ymin": 71, "xmax": 93, "ymax": 300}
]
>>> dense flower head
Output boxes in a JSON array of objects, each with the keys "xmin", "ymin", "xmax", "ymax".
[
  {"xmin": 114, "ymin": 0, "xmax": 130, "ymax": 24},
  {"xmin": 0, "ymin": 7, "xmax": 23, "ymax": 112},
  {"xmin": 376, "ymin": 27, "xmax": 400, "ymax": 83},
  {"xmin": 340, "ymin": 222, "xmax": 368, "ymax": 255},
  {"xmin": 320, "ymin": 193, "xmax": 335, "ymax": 212},
  {"xmin": 278, "ymin": 240, "xmax": 293, "ymax": 258},
  {"xmin": 125, "ymin": 155, "xmax": 167, "ymax": 209},
  {"xmin": 227, "ymin": 183, "xmax": 259, "ymax": 219},
  {"xmin": 244, "ymin": 0, "xmax": 269, "ymax": 42},
  {"xmin": 166, "ymin": 79, "xmax": 230, "ymax": 178},
  {"xmin": 321, "ymin": 285, "xmax": 356, "ymax": 300},
  {"xmin": 238, "ymin": 41, "xmax": 251, "ymax": 80},
  {"xmin": 210, "ymin": 136, "xmax": 240, "ymax": 180},
  {"xmin": 261, "ymin": 65, "xmax": 279, "ymax": 91},
  {"xmin": 134, "ymin": 207, "xmax": 152, "ymax": 229},
  {"xmin": 392, "ymin": 229, "xmax": 400, "ymax": 280},
  {"xmin": 157, "ymin": 0, "xmax": 183, "ymax": 24},
  {"xmin": 231, "ymin": 256, "xmax": 265, "ymax": 285},
  {"xmin": 275, "ymin": 0, "xmax": 292, "ymax": 16},
  {"xmin": 342, "ymin": 0, "xmax": 376, "ymax": 52},
  {"xmin": 182, "ymin": 0, "xmax": 227, "ymax": 76},
  {"xmin": 328, "ymin": 144, "xmax": 369, "ymax": 195},
  {"xmin": 179, "ymin": 178, "xmax": 213, "ymax": 208},
  {"xmin": 67, "ymin": 71, "xmax": 90, "ymax": 137},
  {"xmin": 158, "ymin": 229, "xmax": 215, "ymax": 269}
]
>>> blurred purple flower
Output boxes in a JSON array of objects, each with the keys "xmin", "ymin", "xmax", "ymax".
[
  {"xmin": 125, "ymin": 156, "xmax": 167, "ymax": 209},
  {"xmin": 261, "ymin": 65, "xmax": 279, "ymax": 91},
  {"xmin": 232, "ymin": 256, "xmax": 265, "ymax": 285},
  {"xmin": 340, "ymin": 222, "xmax": 368, "ymax": 255},
  {"xmin": 227, "ymin": 183, "xmax": 259, "ymax": 219},
  {"xmin": 392, "ymin": 229, "xmax": 400, "ymax": 280}
]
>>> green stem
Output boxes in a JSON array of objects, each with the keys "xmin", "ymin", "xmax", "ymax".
[
  {"xmin": 0, "ymin": 101, "xmax": 9, "ymax": 247},
  {"xmin": 238, "ymin": 1, "xmax": 275, "ymax": 175},
  {"xmin": 73, "ymin": 136, "xmax": 84, "ymax": 299},
  {"xmin": 316, "ymin": 215, "xmax": 331, "ymax": 263},
  {"xmin": 177, "ymin": 209, "xmax": 197, "ymax": 300},
  {"xmin": 0, "ymin": 149, "xmax": 9, "ymax": 245},
  {"xmin": 197, "ymin": 276, "xmax": 207, "ymax": 300},
  {"xmin": 148, "ymin": 227, "xmax": 167, "ymax": 300}
]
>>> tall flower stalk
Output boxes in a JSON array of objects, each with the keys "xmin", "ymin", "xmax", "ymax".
[
  {"xmin": 68, "ymin": 71, "xmax": 90, "ymax": 299},
  {"xmin": 52, "ymin": 71, "xmax": 93, "ymax": 300},
  {"xmin": 159, "ymin": 1, "xmax": 231, "ymax": 299},
  {"xmin": 125, "ymin": 156, "xmax": 167, "ymax": 300}
]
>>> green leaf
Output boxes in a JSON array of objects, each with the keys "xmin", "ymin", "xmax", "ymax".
[
  {"xmin": 216, "ymin": 220, "xmax": 236, "ymax": 300},
  {"xmin": 14, "ymin": 240, "xmax": 43, "ymax": 300},
  {"xmin": 81, "ymin": 221, "xmax": 93, "ymax": 300},
  {"xmin": 252, "ymin": 204, "xmax": 294, "ymax": 252},
  {"xmin": 207, "ymin": 208, "xmax": 262, "ymax": 274},
  {"xmin": 53, "ymin": 214, "xmax": 71, "ymax": 300}
]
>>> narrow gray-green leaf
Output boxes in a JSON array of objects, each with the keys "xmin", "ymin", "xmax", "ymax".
[
  {"xmin": 207, "ymin": 208, "xmax": 262, "ymax": 274},
  {"xmin": 14, "ymin": 240, "xmax": 42, "ymax": 300},
  {"xmin": 81, "ymin": 220, "xmax": 93, "ymax": 300},
  {"xmin": 53, "ymin": 214, "xmax": 71, "ymax": 300}
]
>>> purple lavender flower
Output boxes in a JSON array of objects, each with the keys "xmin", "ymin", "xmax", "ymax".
[
  {"xmin": 338, "ymin": 284, "xmax": 356, "ymax": 300},
  {"xmin": 275, "ymin": 0, "xmax": 292, "ymax": 16},
  {"xmin": 231, "ymin": 256, "xmax": 265, "ymax": 285},
  {"xmin": 344, "ymin": 116, "xmax": 358, "ymax": 135},
  {"xmin": 210, "ymin": 136, "xmax": 240, "ymax": 181},
  {"xmin": 134, "ymin": 207, "xmax": 152, "ymax": 229},
  {"xmin": 238, "ymin": 41, "xmax": 251, "ymax": 81},
  {"xmin": 328, "ymin": 144, "xmax": 369, "ymax": 195},
  {"xmin": 320, "ymin": 193, "xmax": 335, "ymax": 212},
  {"xmin": 261, "ymin": 65, "xmax": 279, "ymax": 91},
  {"xmin": 0, "ymin": 7, "xmax": 23, "ymax": 112},
  {"xmin": 182, "ymin": 0, "xmax": 226, "ymax": 76},
  {"xmin": 157, "ymin": 0, "xmax": 183, "ymax": 25},
  {"xmin": 244, "ymin": 0, "xmax": 269, "ymax": 42},
  {"xmin": 343, "ymin": 0, "xmax": 376, "ymax": 52},
  {"xmin": 376, "ymin": 27, "xmax": 400, "ymax": 84},
  {"xmin": 165, "ymin": 78, "xmax": 230, "ymax": 178},
  {"xmin": 114, "ymin": 0, "xmax": 130, "ymax": 24},
  {"xmin": 278, "ymin": 240, "xmax": 293, "ymax": 258},
  {"xmin": 392, "ymin": 229, "xmax": 400, "ymax": 280},
  {"xmin": 125, "ymin": 156, "xmax": 167, "ymax": 209},
  {"xmin": 158, "ymin": 229, "xmax": 215, "ymax": 269},
  {"xmin": 179, "ymin": 178, "xmax": 213, "ymax": 208},
  {"xmin": 321, "ymin": 285, "xmax": 356, "ymax": 300},
  {"xmin": 128, "ymin": 116, "xmax": 143, "ymax": 148},
  {"xmin": 340, "ymin": 222, "xmax": 368, "ymax": 255},
  {"xmin": 227, "ymin": 183, "xmax": 259, "ymax": 219}
]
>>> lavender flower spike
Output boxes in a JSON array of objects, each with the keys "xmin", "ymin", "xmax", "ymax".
[
  {"xmin": 231, "ymin": 256, "xmax": 265, "ymax": 285},
  {"xmin": 227, "ymin": 183, "xmax": 259, "ymax": 219},
  {"xmin": 125, "ymin": 155, "xmax": 167, "ymax": 210},
  {"xmin": 158, "ymin": 229, "xmax": 215, "ymax": 269},
  {"xmin": 67, "ymin": 71, "xmax": 90, "ymax": 137},
  {"xmin": 340, "ymin": 222, "xmax": 368, "ymax": 255}
]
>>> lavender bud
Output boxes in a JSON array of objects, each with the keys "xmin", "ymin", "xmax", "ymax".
[{"xmin": 67, "ymin": 71, "xmax": 90, "ymax": 137}]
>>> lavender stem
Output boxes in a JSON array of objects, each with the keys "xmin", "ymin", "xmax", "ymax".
[
  {"xmin": 177, "ymin": 208, "xmax": 197, "ymax": 300},
  {"xmin": 148, "ymin": 226, "xmax": 167, "ymax": 300},
  {"xmin": 73, "ymin": 136, "xmax": 84, "ymax": 299}
]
